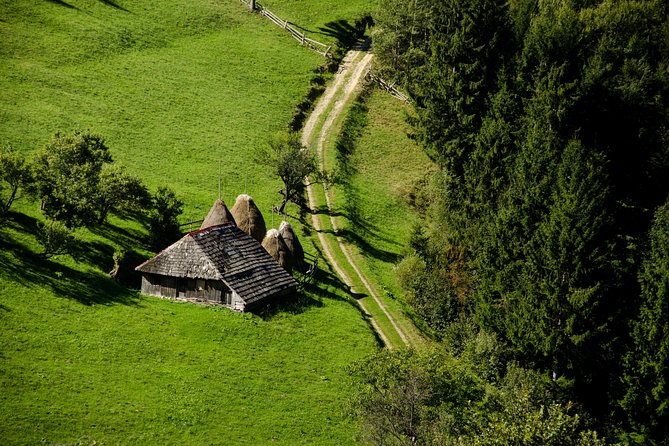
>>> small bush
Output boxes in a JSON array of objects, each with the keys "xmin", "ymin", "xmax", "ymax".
[{"xmin": 37, "ymin": 219, "xmax": 75, "ymax": 258}]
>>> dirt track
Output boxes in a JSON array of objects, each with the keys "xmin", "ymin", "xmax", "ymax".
[{"xmin": 301, "ymin": 49, "xmax": 411, "ymax": 349}]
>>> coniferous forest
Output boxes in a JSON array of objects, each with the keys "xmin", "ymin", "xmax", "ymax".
[{"xmin": 350, "ymin": 0, "xmax": 669, "ymax": 444}]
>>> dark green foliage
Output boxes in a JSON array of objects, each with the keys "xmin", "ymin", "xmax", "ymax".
[
  {"xmin": 36, "ymin": 219, "xmax": 75, "ymax": 258},
  {"xmin": 396, "ymin": 255, "xmax": 463, "ymax": 334},
  {"xmin": 622, "ymin": 199, "xmax": 669, "ymax": 442},
  {"xmin": 373, "ymin": 0, "xmax": 431, "ymax": 86},
  {"xmin": 147, "ymin": 186, "xmax": 183, "ymax": 251},
  {"xmin": 350, "ymin": 327, "xmax": 607, "ymax": 445},
  {"xmin": 97, "ymin": 164, "xmax": 150, "ymax": 225},
  {"xmin": 0, "ymin": 145, "xmax": 33, "ymax": 216},
  {"xmin": 33, "ymin": 132, "xmax": 112, "ymax": 228},
  {"xmin": 32, "ymin": 131, "xmax": 151, "ymax": 228},
  {"xmin": 256, "ymin": 132, "xmax": 318, "ymax": 214},
  {"xmin": 412, "ymin": 0, "xmax": 511, "ymax": 171},
  {"xmin": 376, "ymin": 0, "xmax": 669, "ymax": 439}
]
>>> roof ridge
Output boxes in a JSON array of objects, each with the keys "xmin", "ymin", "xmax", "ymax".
[{"xmin": 188, "ymin": 222, "xmax": 236, "ymax": 236}]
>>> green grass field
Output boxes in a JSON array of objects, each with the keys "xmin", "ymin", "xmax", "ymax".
[
  {"xmin": 1, "ymin": 1, "xmax": 379, "ymax": 444},
  {"xmin": 1, "ymin": 0, "xmax": 328, "ymax": 219},
  {"xmin": 259, "ymin": 0, "xmax": 372, "ymax": 44},
  {"xmin": 325, "ymin": 87, "xmax": 434, "ymax": 347},
  {"xmin": 0, "ymin": 264, "xmax": 376, "ymax": 444}
]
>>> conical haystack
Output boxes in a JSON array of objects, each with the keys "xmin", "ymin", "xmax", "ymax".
[
  {"xmin": 279, "ymin": 221, "xmax": 305, "ymax": 273},
  {"xmin": 200, "ymin": 198, "xmax": 236, "ymax": 230},
  {"xmin": 262, "ymin": 228, "xmax": 293, "ymax": 273},
  {"xmin": 230, "ymin": 194, "xmax": 266, "ymax": 243}
]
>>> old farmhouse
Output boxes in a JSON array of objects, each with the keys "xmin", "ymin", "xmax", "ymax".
[{"xmin": 135, "ymin": 223, "xmax": 298, "ymax": 311}]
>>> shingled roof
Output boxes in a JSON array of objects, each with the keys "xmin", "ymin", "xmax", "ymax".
[{"xmin": 136, "ymin": 223, "xmax": 297, "ymax": 307}]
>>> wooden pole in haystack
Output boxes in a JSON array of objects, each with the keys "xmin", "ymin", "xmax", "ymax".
[{"xmin": 218, "ymin": 160, "xmax": 222, "ymax": 200}]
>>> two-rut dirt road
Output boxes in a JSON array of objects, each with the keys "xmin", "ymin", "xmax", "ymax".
[{"xmin": 301, "ymin": 48, "xmax": 415, "ymax": 350}]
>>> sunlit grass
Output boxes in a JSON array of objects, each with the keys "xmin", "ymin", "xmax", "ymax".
[{"xmin": 0, "ymin": 0, "xmax": 378, "ymax": 444}]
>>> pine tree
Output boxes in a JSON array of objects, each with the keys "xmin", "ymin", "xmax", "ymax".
[{"xmin": 622, "ymin": 200, "xmax": 669, "ymax": 443}]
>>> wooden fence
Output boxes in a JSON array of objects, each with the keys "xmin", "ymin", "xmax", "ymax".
[
  {"xmin": 367, "ymin": 72, "xmax": 410, "ymax": 103},
  {"xmin": 239, "ymin": 0, "xmax": 332, "ymax": 57}
]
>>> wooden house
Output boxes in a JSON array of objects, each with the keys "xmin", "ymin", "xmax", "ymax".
[{"xmin": 135, "ymin": 223, "xmax": 297, "ymax": 311}]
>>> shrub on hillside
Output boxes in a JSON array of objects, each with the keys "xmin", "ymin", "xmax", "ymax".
[
  {"xmin": 37, "ymin": 219, "xmax": 75, "ymax": 258},
  {"xmin": 147, "ymin": 186, "xmax": 183, "ymax": 251}
]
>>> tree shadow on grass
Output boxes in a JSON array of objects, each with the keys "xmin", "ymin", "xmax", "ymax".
[
  {"xmin": 44, "ymin": 0, "xmax": 78, "ymax": 9},
  {"xmin": 287, "ymin": 22, "xmax": 330, "ymax": 37},
  {"xmin": 91, "ymin": 220, "xmax": 147, "ymax": 252},
  {"xmin": 318, "ymin": 20, "xmax": 359, "ymax": 47},
  {"xmin": 0, "ymin": 247, "xmax": 141, "ymax": 306},
  {"xmin": 98, "ymin": 0, "xmax": 129, "ymax": 12},
  {"xmin": 0, "ymin": 213, "xmax": 141, "ymax": 307},
  {"xmin": 340, "ymin": 228, "xmax": 401, "ymax": 264}
]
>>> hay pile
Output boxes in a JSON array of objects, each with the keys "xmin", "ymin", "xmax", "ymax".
[
  {"xmin": 230, "ymin": 194, "xmax": 266, "ymax": 243},
  {"xmin": 279, "ymin": 221, "xmax": 305, "ymax": 273},
  {"xmin": 200, "ymin": 198, "xmax": 236, "ymax": 230},
  {"xmin": 262, "ymin": 228, "xmax": 292, "ymax": 272}
]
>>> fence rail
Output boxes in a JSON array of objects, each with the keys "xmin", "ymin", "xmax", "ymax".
[
  {"xmin": 367, "ymin": 72, "xmax": 410, "ymax": 103},
  {"xmin": 239, "ymin": 0, "xmax": 331, "ymax": 57}
]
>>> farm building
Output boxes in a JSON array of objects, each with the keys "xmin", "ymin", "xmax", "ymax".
[{"xmin": 135, "ymin": 223, "xmax": 298, "ymax": 311}]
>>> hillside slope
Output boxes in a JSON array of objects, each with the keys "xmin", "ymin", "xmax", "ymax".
[{"xmin": 0, "ymin": 1, "xmax": 378, "ymax": 444}]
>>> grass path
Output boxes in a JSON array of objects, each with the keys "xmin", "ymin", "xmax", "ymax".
[{"xmin": 302, "ymin": 46, "xmax": 418, "ymax": 350}]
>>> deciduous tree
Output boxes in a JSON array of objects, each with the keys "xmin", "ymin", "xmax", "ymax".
[
  {"xmin": 256, "ymin": 132, "xmax": 318, "ymax": 214},
  {"xmin": 33, "ymin": 131, "xmax": 112, "ymax": 228},
  {"xmin": 147, "ymin": 186, "xmax": 183, "ymax": 251},
  {"xmin": 0, "ymin": 145, "xmax": 33, "ymax": 216},
  {"xmin": 96, "ymin": 164, "xmax": 149, "ymax": 224}
]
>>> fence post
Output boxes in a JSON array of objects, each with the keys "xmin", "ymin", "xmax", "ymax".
[{"xmin": 249, "ymin": 0, "xmax": 255, "ymax": 11}]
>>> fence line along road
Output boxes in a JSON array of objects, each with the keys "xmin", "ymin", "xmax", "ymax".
[
  {"xmin": 239, "ymin": 0, "xmax": 332, "ymax": 57},
  {"xmin": 367, "ymin": 72, "xmax": 410, "ymax": 103}
]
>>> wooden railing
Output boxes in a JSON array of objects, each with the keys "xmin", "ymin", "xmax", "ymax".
[
  {"xmin": 239, "ymin": 0, "xmax": 332, "ymax": 57},
  {"xmin": 367, "ymin": 72, "xmax": 410, "ymax": 103}
]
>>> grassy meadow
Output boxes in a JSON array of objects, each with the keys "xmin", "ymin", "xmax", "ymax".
[
  {"xmin": 1, "ymin": 0, "xmax": 379, "ymax": 444},
  {"xmin": 325, "ymin": 87, "xmax": 434, "ymax": 343},
  {"xmin": 259, "ymin": 0, "xmax": 373, "ymax": 44},
  {"xmin": 1, "ymin": 0, "xmax": 329, "ymax": 218}
]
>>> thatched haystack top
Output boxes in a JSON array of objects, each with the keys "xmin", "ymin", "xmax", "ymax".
[
  {"xmin": 136, "ymin": 223, "xmax": 297, "ymax": 306},
  {"xmin": 279, "ymin": 221, "xmax": 305, "ymax": 273},
  {"xmin": 262, "ymin": 228, "xmax": 293, "ymax": 273},
  {"xmin": 200, "ymin": 198, "xmax": 236, "ymax": 229},
  {"xmin": 230, "ymin": 194, "xmax": 266, "ymax": 243}
]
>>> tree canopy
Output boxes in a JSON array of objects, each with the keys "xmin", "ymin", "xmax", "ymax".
[
  {"xmin": 364, "ymin": 0, "xmax": 669, "ymax": 443},
  {"xmin": 256, "ymin": 132, "xmax": 318, "ymax": 214}
]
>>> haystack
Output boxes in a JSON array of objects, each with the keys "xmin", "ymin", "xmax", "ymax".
[
  {"xmin": 279, "ymin": 221, "xmax": 305, "ymax": 273},
  {"xmin": 200, "ymin": 198, "xmax": 236, "ymax": 230},
  {"xmin": 262, "ymin": 228, "xmax": 293, "ymax": 273},
  {"xmin": 230, "ymin": 194, "xmax": 266, "ymax": 243}
]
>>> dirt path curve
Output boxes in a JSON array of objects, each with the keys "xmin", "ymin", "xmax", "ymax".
[{"xmin": 302, "ymin": 49, "xmax": 411, "ymax": 349}]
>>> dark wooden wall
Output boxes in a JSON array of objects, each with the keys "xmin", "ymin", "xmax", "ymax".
[{"xmin": 141, "ymin": 274, "xmax": 233, "ymax": 305}]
